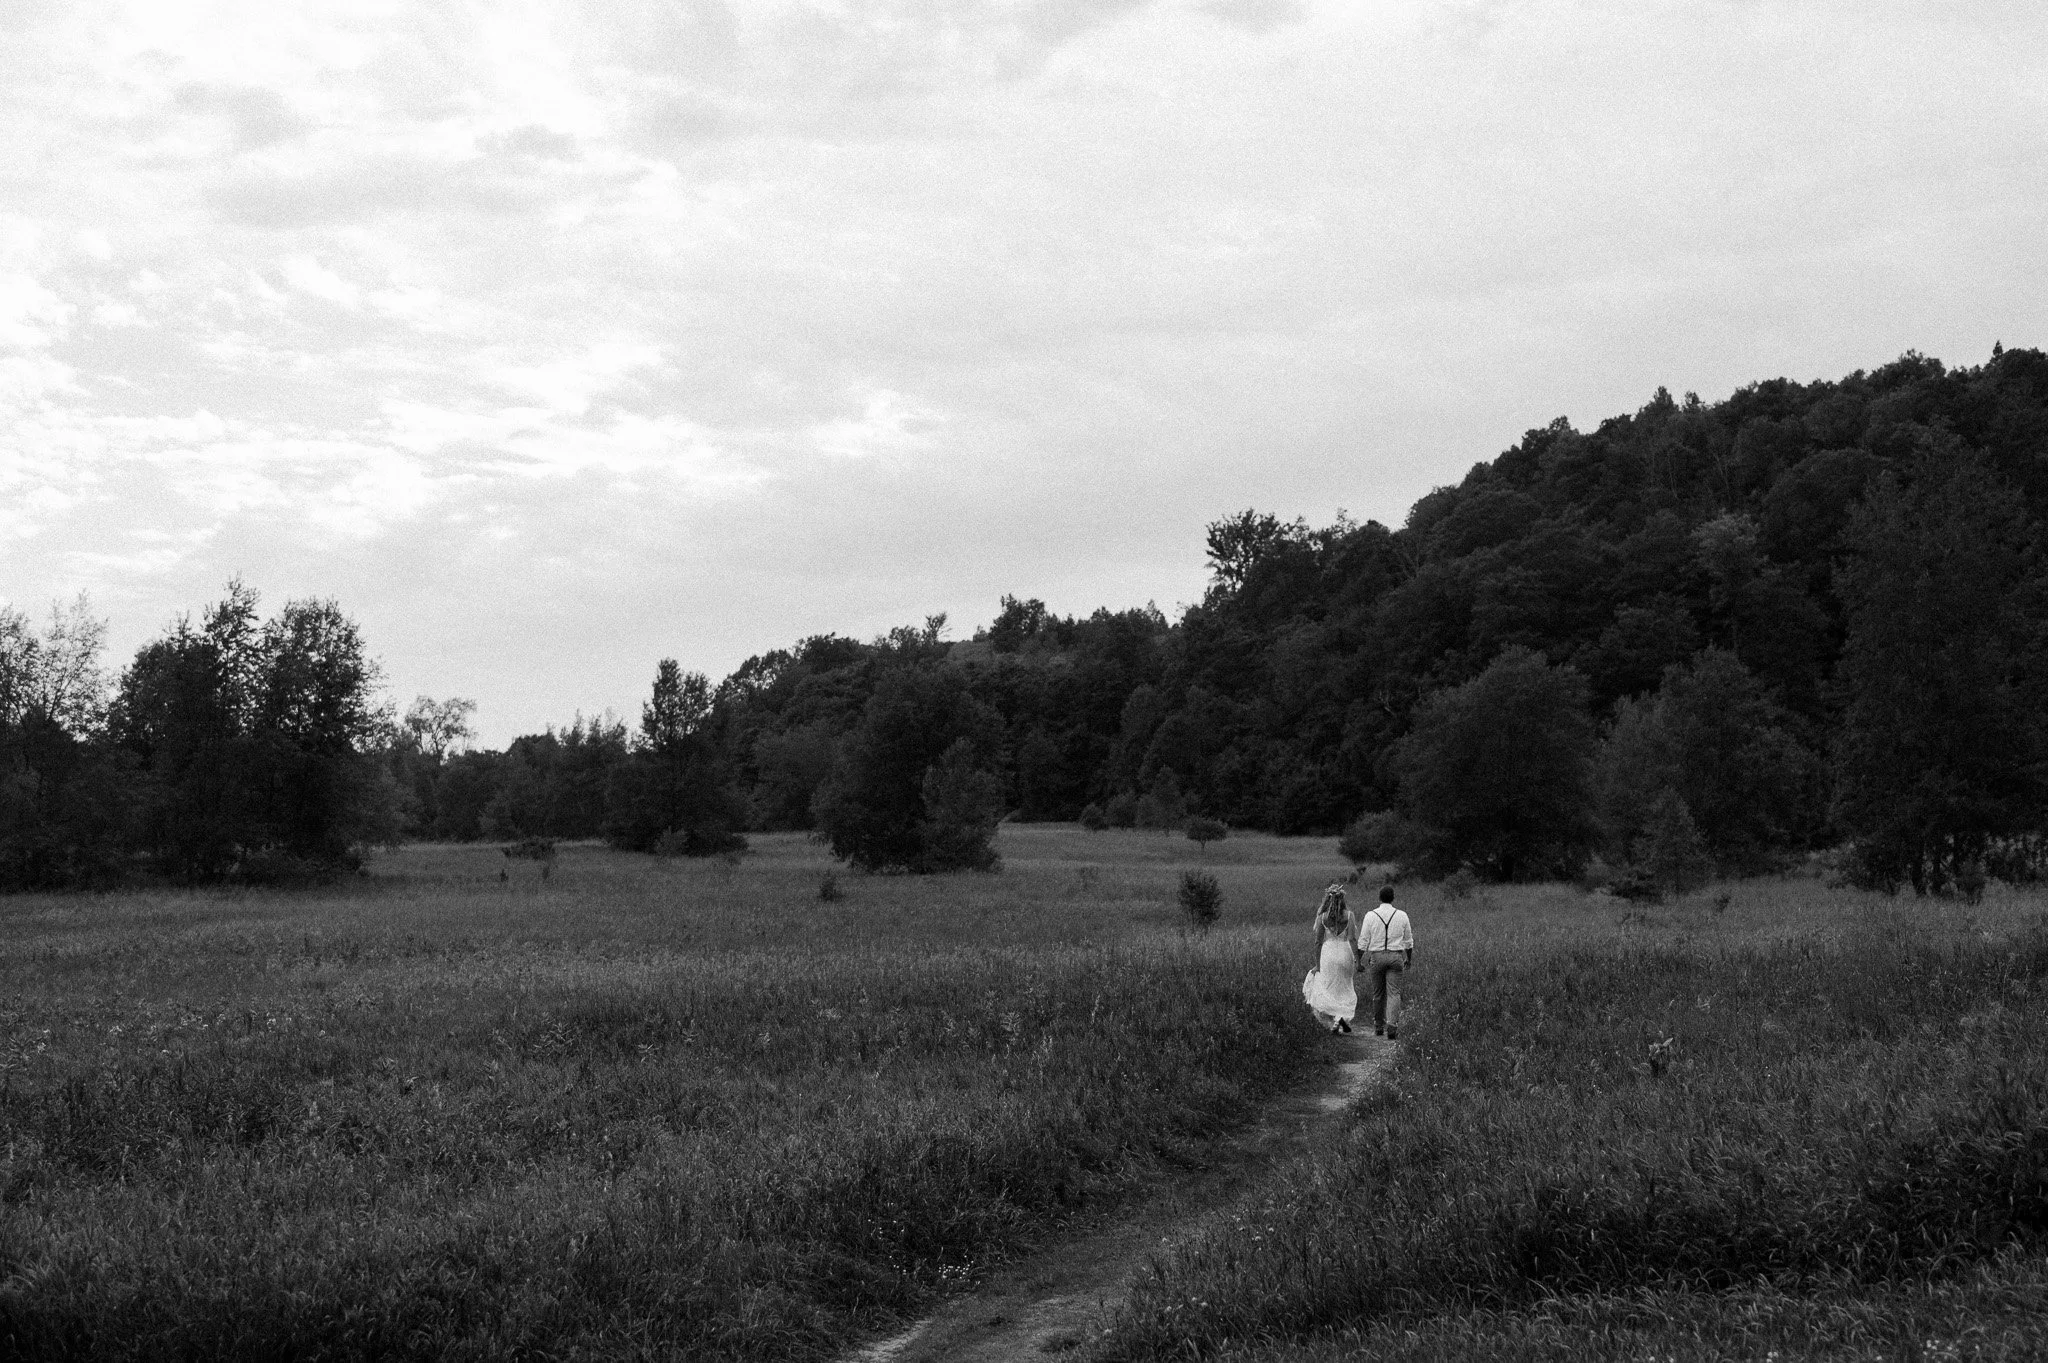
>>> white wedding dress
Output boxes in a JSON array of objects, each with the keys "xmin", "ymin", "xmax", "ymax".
[{"xmin": 1302, "ymin": 926, "xmax": 1358, "ymax": 1027}]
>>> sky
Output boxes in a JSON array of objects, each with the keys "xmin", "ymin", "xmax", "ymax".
[{"xmin": 3, "ymin": 0, "xmax": 2043, "ymax": 745}]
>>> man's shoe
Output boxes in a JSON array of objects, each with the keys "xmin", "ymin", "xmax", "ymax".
[
  {"xmin": 1336, "ymin": 1019, "xmax": 1352, "ymax": 1034},
  {"xmin": 1373, "ymin": 1026, "xmax": 1384, "ymax": 1037},
  {"xmin": 1386, "ymin": 1026, "xmax": 1399, "ymax": 1041}
]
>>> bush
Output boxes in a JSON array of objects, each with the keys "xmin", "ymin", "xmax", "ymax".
[
  {"xmin": 1337, "ymin": 810, "xmax": 1432, "ymax": 869},
  {"xmin": 1078, "ymin": 802, "xmax": 1108, "ymax": 831},
  {"xmin": 1987, "ymin": 834, "xmax": 2048, "ymax": 885},
  {"xmin": 1608, "ymin": 863, "xmax": 1662, "ymax": 902},
  {"xmin": 233, "ymin": 847, "xmax": 345, "ymax": 887},
  {"xmin": 1639, "ymin": 788, "xmax": 1711, "ymax": 896},
  {"xmin": 1104, "ymin": 792, "xmax": 1138, "ymax": 829},
  {"xmin": 649, "ymin": 823, "xmax": 746, "ymax": 858},
  {"xmin": 503, "ymin": 836, "xmax": 558, "ymax": 862},
  {"xmin": 1184, "ymin": 816, "xmax": 1227, "ymax": 848},
  {"xmin": 914, "ymin": 740, "xmax": 1004, "ymax": 872},
  {"xmin": 1177, "ymin": 869, "xmax": 1222, "ymax": 932},
  {"xmin": 1135, "ymin": 771, "xmax": 1188, "ymax": 831},
  {"xmin": 817, "ymin": 870, "xmax": 842, "ymax": 902}
]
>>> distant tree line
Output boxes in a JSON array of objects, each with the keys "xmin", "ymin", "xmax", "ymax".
[{"xmin": 7, "ymin": 346, "xmax": 2048, "ymax": 891}]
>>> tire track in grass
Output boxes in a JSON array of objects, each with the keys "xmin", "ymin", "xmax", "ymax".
[{"xmin": 845, "ymin": 1027, "xmax": 1400, "ymax": 1363}]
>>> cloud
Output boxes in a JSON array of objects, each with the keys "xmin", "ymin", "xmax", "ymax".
[
  {"xmin": 0, "ymin": 271, "xmax": 73, "ymax": 347},
  {"xmin": 478, "ymin": 124, "xmax": 582, "ymax": 161},
  {"xmin": 1193, "ymin": 0, "xmax": 1306, "ymax": 33},
  {"xmin": 3, "ymin": 0, "xmax": 2045, "ymax": 741},
  {"xmin": 280, "ymin": 256, "xmax": 362, "ymax": 309},
  {"xmin": 484, "ymin": 342, "xmax": 665, "ymax": 414},
  {"xmin": 172, "ymin": 82, "xmax": 316, "ymax": 149},
  {"xmin": 808, "ymin": 389, "xmax": 944, "ymax": 461}
]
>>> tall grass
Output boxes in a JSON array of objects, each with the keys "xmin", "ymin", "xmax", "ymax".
[
  {"xmin": 0, "ymin": 830, "xmax": 1340, "ymax": 1361},
  {"xmin": 1094, "ymin": 881, "xmax": 2048, "ymax": 1360}
]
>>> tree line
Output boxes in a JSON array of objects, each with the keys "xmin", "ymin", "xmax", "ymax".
[{"xmin": 5, "ymin": 346, "xmax": 2046, "ymax": 892}]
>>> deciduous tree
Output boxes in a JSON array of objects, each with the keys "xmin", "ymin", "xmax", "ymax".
[{"xmin": 1391, "ymin": 646, "xmax": 1598, "ymax": 880}]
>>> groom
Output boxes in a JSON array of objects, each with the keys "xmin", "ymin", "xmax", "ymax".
[{"xmin": 1356, "ymin": 885, "xmax": 1413, "ymax": 1040}]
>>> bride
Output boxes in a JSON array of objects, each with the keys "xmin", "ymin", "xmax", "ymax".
[{"xmin": 1302, "ymin": 883, "xmax": 1359, "ymax": 1034}]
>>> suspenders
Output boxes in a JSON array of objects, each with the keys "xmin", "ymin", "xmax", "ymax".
[{"xmin": 1368, "ymin": 907, "xmax": 1397, "ymax": 952}]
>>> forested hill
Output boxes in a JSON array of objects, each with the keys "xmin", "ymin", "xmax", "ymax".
[
  {"xmin": 370, "ymin": 343, "xmax": 2047, "ymax": 891},
  {"xmin": 17, "ymin": 347, "xmax": 2041, "ymax": 893}
]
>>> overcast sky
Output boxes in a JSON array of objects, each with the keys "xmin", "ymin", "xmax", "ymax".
[{"xmin": 3, "ymin": 0, "xmax": 2042, "ymax": 744}]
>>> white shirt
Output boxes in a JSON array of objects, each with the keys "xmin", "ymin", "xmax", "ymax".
[{"xmin": 1361, "ymin": 905, "xmax": 1412, "ymax": 953}]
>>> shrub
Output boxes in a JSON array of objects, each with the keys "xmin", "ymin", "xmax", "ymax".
[
  {"xmin": 1177, "ymin": 869, "xmax": 1222, "ymax": 932},
  {"xmin": 1439, "ymin": 866, "xmax": 1478, "ymax": 902},
  {"xmin": 1134, "ymin": 771, "xmax": 1188, "ymax": 831},
  {"xmin": 1608, "ymin": 863, "xmax": 1661, "ymax": 902},
  {"xmin": 1078, "ymin": 802, "xmax": 1108, "ymax": 831},
  {"xmin": 504, "ymin": 836, "xmax": 558, "ymax": 862},
  {"xmin": 1337, "ymin": 811, "xmax": 1431, "ymax": 870},
  {"xmin": 817, "ymin": 871, "xmax": 843, "ymax": 901},
  {"xmin": 914, "ymin": 740, "xmax": 1004, "ymax": 872},
  {"xmin": 1639, "ymin": 788, "xmax": 1711, "ymax": 896},
  {"xmin": 233, "ymin": 847, "xmax": 342, "ymax": 887},
  {"xmin": 1184, "ymin": 816, "xmax": 1227, "ymax": 849},
  {"xmin": 1986, "ymin": 833, "xmax": 2048, "ymax": 885},
  {"xmin": 1104, "ymin": 792, "xmax": 1138, "ymax": 829}
]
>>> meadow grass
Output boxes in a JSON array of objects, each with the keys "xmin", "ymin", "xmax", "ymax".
[
  {"xmin": 0, "ymin": 827, "xmax": 1346, "ymax": 1361},
  {"xmin": 1092, "ymin": 877, "xmax": 2048, "ymax": 1362}
]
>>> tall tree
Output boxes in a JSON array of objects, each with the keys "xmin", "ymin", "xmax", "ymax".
[
  {"xmin": 254, "ymin": 598, "xmax": 391, "ymax": 862},
  {"xmin": 112, "ymin": 583, "xmax": 269, "ymax": 880},
  {"xmin": 1831, "ymin": 447, "xmax": 2048, "ymax": 893},
  {"xmin": 607, "ymin": 659, "xmax": 743, "ymax": 854},
  {"xmin": 403, "ymin": 696, "xmax": 477, "ymax": 762},
  {"xmin": 812, "ymin": 666, "xmax": 1005, "ymax": 871},
  {"xmin": 1391, "ymin": 646, "xmax": 1598, "ymax": 880},
  {"xmin": 0, "ymin": 597, "xmax": 129, "ymax": 889},
  {"xmin": 111, "ymin": 584, "xmax": 391, "ymax": 879}
]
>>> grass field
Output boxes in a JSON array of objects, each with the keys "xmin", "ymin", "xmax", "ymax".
[
  {"xmin": 0, "ymin": 827, "xmax": 1343, "ymax": 1361},
  {"xmin": 1092, "ymin": 877, "xmax": 2048, "ymax": 1362},
  {"xmin": 5, "ymin": 834, "xmax": 2045, "ymax": 1362}
]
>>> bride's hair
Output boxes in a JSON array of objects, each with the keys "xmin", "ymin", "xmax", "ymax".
[{"xmin": 1316, "ymin": 885, "xmax": 1348, "ymax": 930}]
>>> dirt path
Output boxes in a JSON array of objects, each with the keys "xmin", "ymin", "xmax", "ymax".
[{"xmin": 846, "ymin": 1029, "xmax": 1398, "ymax": 1363}]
